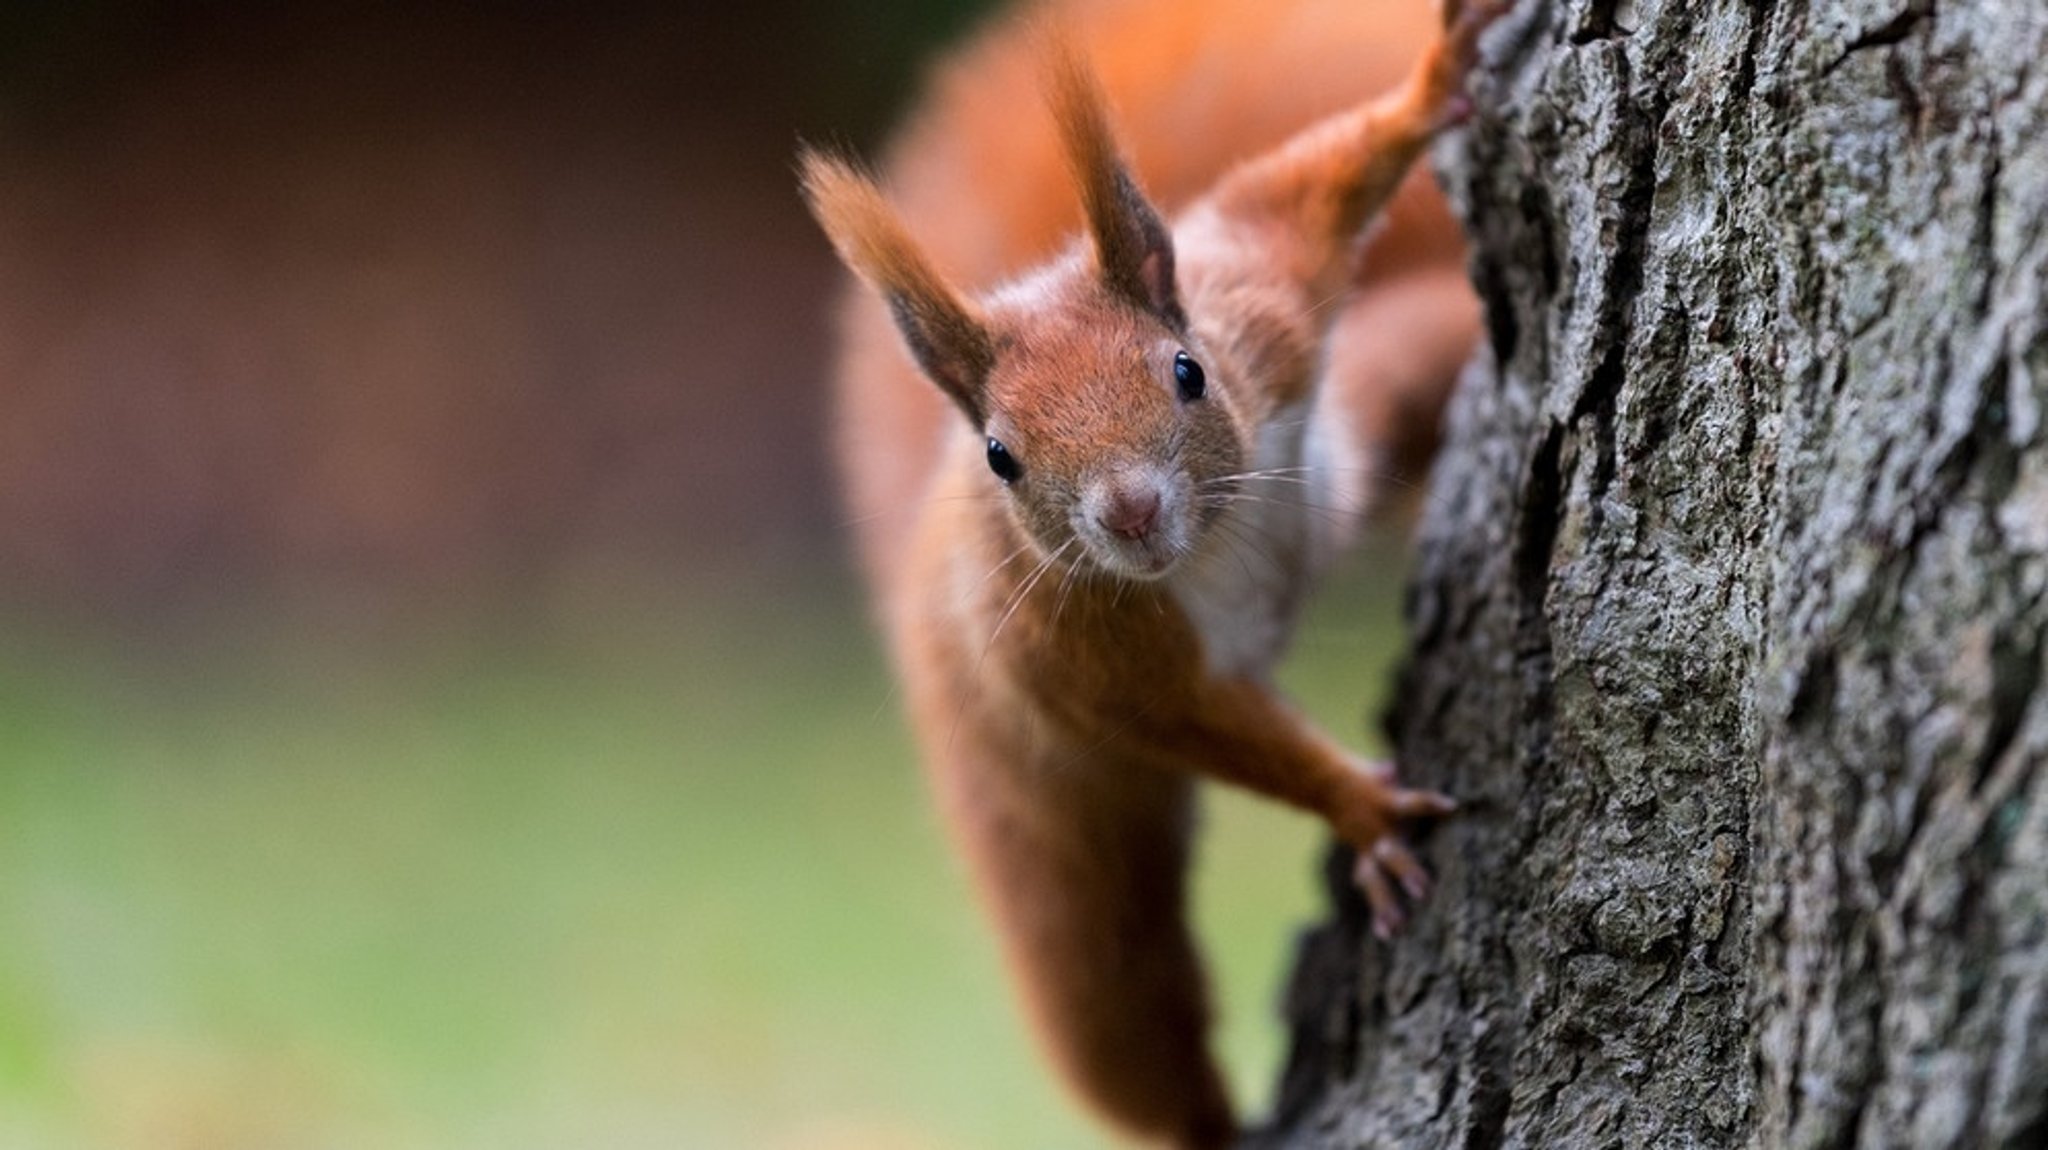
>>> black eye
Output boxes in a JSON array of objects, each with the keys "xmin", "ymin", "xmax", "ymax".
[
  {"xmin": 1173, "ymin": 351, "xmax": 1205, "ymax": 402},
  {"xmin": 986, "ymin": 437, "xmax": 1022, "ymax": 483}
]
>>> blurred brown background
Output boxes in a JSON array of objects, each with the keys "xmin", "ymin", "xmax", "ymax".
[
  {"xmin": 0, "ymin": 0, "xmax": 994, "ymax": 619},
  {"xmin": 0, "ymin": 8, "xmax": 1397, "ymax": 1147}
]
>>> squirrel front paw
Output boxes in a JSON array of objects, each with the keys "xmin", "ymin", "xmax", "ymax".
[
  {"xmin": 1418, "ymin": 0, "xmax": 1514, "ymax": 130},
  {"xmin": 1329, "ymin": 761, "xmax": 1458, "ymax": 940}
]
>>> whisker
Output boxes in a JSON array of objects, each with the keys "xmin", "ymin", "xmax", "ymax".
[
  {"xmin": 1202, "ymin": 491, "xmax": 1361, "ymax": 527},
  {"xmin": 1213, "ymin": 520, "xmax": 1273, "ymax": 585},
  {"xmin": 1200, "ymin": 482, "xmax": 1362, "ymax": 519},
  {"xmin": 1201, "ymin": 514, "xmax": 1290, "ymax": 583},
  {"xmin": 985, "ymin": 537, "xmax": 1076, "ymax": 657},
  {"xmin": 1197, "ymin": 465, "xmax": 1442, "ymax": 510},
  {"xmin": 1200, "ymin": 462, "xmax": 1428, "ymax": 491},
  {"xmin": 1050, "ymin": 549, "xmax": 1087, "ymax": 632},
  {"xmin": 1049, "ymin": 693, "xmax": 1164, "ymax": 774},
  {"xmin": 969, "ymin": 539, "xmax": 1038, "ymax": 598},
  {"xmin": 1303, "ymin": 284, "xmax": 1353, "ymax": 318},
  {"xmin": 949, "ymin": 539, "xmax": 1073, "ymax": 755}
]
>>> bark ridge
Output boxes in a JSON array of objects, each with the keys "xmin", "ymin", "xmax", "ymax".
[{"xmin": 1261, "ymin": 2, "xmax": 2048, "ymax": 1147}]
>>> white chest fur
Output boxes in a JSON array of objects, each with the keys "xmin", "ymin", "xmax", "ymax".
[{"xmin": 1167, "ymin": 399, "xmax": 1366, "ymax": 679}]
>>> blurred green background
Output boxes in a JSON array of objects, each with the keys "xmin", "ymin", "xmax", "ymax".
[{"xmin": 0, "ymin": 3, "xmax": 1413, "ymax": 1147}]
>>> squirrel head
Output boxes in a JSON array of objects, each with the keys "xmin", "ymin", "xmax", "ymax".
[{"xmin": 801, "ymin": 38, "xmax": 1248, "ymax": 582}]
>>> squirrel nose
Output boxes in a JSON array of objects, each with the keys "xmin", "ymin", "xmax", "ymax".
[{"xmin": 1100, "ymin": 488, "xmax": 1161, "ymax": 541}]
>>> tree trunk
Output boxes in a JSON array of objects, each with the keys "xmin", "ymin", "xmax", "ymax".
[{"xmin": 1258, "ymin": 2, "xmax": 2048, "ymax": 1147}]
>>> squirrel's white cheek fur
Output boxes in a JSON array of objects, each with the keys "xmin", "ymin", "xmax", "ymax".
[{"xmin": 1169, "ymin": 398, "xmax": 1363, "ymax": 679}]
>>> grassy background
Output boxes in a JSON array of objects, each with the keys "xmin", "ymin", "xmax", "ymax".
[
  {"xmin": 0, "ymin": 551, "xmax": 1408, "ymax": 1150},
  {"xmin": 0, "ymin": 2, "xmax": 1430, "ymax": 1145}
]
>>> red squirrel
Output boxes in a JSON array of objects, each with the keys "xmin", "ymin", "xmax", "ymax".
[{"xmin": 802, "ymin": 0, "xmax": 1505, "ymax": 1144}]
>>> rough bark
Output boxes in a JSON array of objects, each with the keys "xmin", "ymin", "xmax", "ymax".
[{"xmin": 1258, "ymin": 2, "xmax": 2048, "ymax": 1147}]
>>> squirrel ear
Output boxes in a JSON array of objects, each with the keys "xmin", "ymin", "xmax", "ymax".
[
  {"xmin": 1044, "ymin": 38, "xmax": 1184, "ymax": 330},
  {"xmin": 800, "ymin": 150, "xmax": 996, "ymax": 424}
]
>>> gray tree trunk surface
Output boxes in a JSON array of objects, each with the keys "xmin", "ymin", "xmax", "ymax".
[{"xmin": 1259, "ymin": 2, "xmax": 2048, "ymax": 1147}]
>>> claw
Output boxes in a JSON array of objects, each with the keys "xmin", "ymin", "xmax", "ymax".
[
  {"xmin": 1376, "ymin": 838, "xmax": 1434, "ymax": 902},
  {"xmin": 1355, "ymin": 853, "xmax": 1406, "ymax": 940},
  {"xmin": 1342, "ymin": 766, "xmax": 1459, "ymax": 940},
  {"xmin": 1392, "ymin": 787, "xmax": 1460, "ymax": 818},
  {"xmin": 1436, "ymin": 92, "xmax": 1476, "ymax": 130},
  {"xmin": 1425, "ymin": 0, "xmax": 1515, "ymax": 125}
]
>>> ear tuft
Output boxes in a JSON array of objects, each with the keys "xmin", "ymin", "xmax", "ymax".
[
  {"xmin": 1041, "ymin": 35, "xmax": 1184, "ymax": 329},
  {"xmin": 799, "ymin": 148, "xmax": 996, "ymax": 424}
]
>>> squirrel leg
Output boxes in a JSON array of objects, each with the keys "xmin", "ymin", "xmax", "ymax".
[{"xmin": 1115, "ymin": 676, "xmax": 1457, "ymax": 942}]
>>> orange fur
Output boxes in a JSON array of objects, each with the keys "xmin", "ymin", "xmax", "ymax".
[
  {"xmin": 801, "ymin": 154, "xmax": 997, "ymax": 421},
  {"xmin": 803, "ymin": 1, "xmax": 1505, "ymax": 1144}
]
